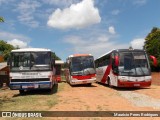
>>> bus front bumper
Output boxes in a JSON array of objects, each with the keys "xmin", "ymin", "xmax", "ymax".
[
  {"xmin": 118, "ymin": 80, "xmax": 151, "ymax": 87},
  {"xmin": 70, "ymin": 77, "xmax": 96, "ymax": 85},
  {"xmin": 10, "ymin": 81, "xmax": 52, "ymax": 90}
]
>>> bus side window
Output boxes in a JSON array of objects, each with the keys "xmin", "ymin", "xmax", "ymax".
[
  {"xmin": 112, "ymin": 52, "xmax": 119, "ymax": 74},
  {"xmin": 95, "ymin": 60, "xmax": 98, "ymax": 68}
]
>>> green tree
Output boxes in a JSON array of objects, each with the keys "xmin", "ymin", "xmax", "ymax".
[
  {"xmin": 0, "ymin": 16, "xmax": 4, "ymax": 22},
  {"xmin": 0, "ymin": 40, "xmax": 14, "ymax": 61},
  {"xmin": 144, "ymin": 27, "xmax": 160, "ymax": 70},
  {"xmin": 51, "ymin": 52, "xmax": 61, "ymax": 60}
]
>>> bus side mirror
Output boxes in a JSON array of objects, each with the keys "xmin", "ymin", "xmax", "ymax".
[
  {"xmin": 150, "ymin": 55, "xmax": 157, "ymax": 67},
  {"xmin": 115, "ymin": 56, "xmax": 119, "ymax": 67}
]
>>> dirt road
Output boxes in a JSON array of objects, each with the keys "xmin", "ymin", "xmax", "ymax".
[
  {"xmin": 0, "ymin": 72, "xmax": 160, "ymax": 119},
  {"xmin": 51, "ymin": 82, "xmax": 160, "ymax": 111}
]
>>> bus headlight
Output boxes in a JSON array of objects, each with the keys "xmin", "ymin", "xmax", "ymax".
[
  {"xmin": 11, "ymin": 85, "xmax": 21, "ymax": 89},
  {"xmin": 145, "ymin": 79, "xmax": 151, "ymax": 82},
  {"xmin": 119, "ymin": 79, "xmax": 127, "ymax": 82},
  {"xmin": 40, "ymin": 84, "xmax": 50, "ymax": 88}
]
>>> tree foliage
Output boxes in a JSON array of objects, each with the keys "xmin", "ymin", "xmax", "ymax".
[
  {"xmin": 0, "ymin": 16, "xmax": 4, "ymax": 22},
  {"xmin": 0, "ymin": 40, "xmax": 14, "ymax": 61},
  {"xmin": 51, "ymin": 52, "xmax": 61, "ymax": 60},
  {"xmin": 0, "ymin": 40, "xmax": 61, "ymax": 61},
  {"xmin": 144, "ymin": 27, "xmax": 160, "ymax": 70}
]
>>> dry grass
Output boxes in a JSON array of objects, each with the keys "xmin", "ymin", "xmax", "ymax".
[{"xmin": 0, "ymin": 83, "xmax": 65, "ymax": 111}]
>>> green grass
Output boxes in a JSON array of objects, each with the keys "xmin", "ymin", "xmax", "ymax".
[
  {"xmin": 0, "ymin": 82, "xmax": 65, "ymax": 111},
  {"xmin": 0, "ymin": 83, "xmax": 66, "ymax": 120},
  {"xmin": 0, "ymin": 80, "xmax": 67, "ymax": 120},
  {"xmin": 0, "ymin": 91, "xmax": 57, "ymax": 111}
]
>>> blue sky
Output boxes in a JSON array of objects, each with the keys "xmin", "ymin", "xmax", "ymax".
[{"xmin": 0, "ymin": 0, "xmax": 160, "ymax": 61}]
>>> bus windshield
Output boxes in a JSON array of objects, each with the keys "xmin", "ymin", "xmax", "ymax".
[
  {"xmin": 11, "ymin": 52, "xmax": 51, "ymax": 71},
  {"xmin": 70, "ymin": 56, "xmax": 95, "ymax": 75},
  {"xmin": 118, "ymin": 51, "xmax": 150, "ymax": 76}
]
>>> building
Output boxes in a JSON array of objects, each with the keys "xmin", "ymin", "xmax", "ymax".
[{"xmin": 0, "ymin": 62, "xmax": 9, "ymax": 87}]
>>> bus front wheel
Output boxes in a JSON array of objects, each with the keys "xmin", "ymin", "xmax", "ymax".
[
  {"xmin": 107, "ymin": 77, "xmax": 112, "ymax": 87},
  {"xmin": 87, "ymin": 83, "xmax": 92, "ymax": 86},
  {"xmin": 19, "ymin": 90, "xmax": 25, "ymax": 95}
]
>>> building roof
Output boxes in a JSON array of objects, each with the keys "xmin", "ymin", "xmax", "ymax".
[
  {"xmin": 0, "ymin": 62, "xmax": 7, "ymax": 70},
  {"xmin": 68, "ymin": 54, "xmax": 92, "ymax": 58},
  {"xmin": 55, "ymin": 60, "xmax": 64, "ymax": 65}
]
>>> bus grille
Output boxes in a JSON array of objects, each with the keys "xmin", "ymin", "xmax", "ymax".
[{"xmin": 11, "ymin": 78, "xmax": 50, "ymax": 82}]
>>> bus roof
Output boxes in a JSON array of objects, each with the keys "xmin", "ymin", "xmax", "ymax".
[
  {"xmin": 68, "ymin": 54, "xmax": 92, "ymax": 58},
  {"xmin": 11, "ymin": 48, "xmax": 51, "ymax": 52},
  {"xmin": 96, "ymin": 49, "xmax": 145, "ymax": 60}
]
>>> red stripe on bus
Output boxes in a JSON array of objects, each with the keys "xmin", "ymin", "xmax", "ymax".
[
  {"xmin": 118, "ymin": 80, "xmax": 151, "ymax": 87},
  {"xmin": 101, "ymin": 65, "xmax": 112, "ymax": 83},
  {"xmin": 72, "ymin": 74, "xmax": 95, "ymax": 80},
  {"xmin": 56, "ymin": 75, "xmax": 61, "ymax": 82}
]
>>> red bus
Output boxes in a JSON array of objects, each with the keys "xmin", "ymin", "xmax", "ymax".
[
  {"xmin": 55, "ymin": 60, "xmax": 64, "ymax": 82},
  {"xmin": 95, "ymin": 49, "xmax": 157, "ymax": 87},
  {"xmin": 65, "ymin": 54, "xmax": 96, "ymax": 85}
]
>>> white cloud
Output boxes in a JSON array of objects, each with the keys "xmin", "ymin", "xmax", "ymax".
[
  {"xmin": 42, "ymin": 0, "xmax": 79, "ymax": 7},
  {"xmin": 0, "ymin": 30, "xmax": 30, "ymax": 48},
  {"xmin": 111, "ymin": 9, "xmax": 120, "ymax": 15},
  {"xmin": 64, "ymin": 32, "xmax": 128, "ymax": 58},
  {"xmin": 7, "ymin": 39, "xmax": 28, "ymax": 48},
  {"xmin": 133, "ymin": 0, "xmax": 147, "ymax": 6},
  {"xmin": 108, "ymin": 26, "xmax": 116, "ymax": 34},
  {"xmin": 15, "ymin": 0, "xmax": 41, "ymax": 28},
  {"xmin": 47, "ymin": 0, "xmax": 101, "ymax": 29},
  {"xmin": 130, "ymin": 38, "xmax": 145, "ymax": 49}
]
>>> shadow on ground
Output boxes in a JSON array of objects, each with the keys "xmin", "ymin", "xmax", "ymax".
[
  {"xmin": 96, "ymin": 82, "xmax": 150, "ymax": 91},
  {"xmin": 13, "ymin": 84, "xmax": 58, "ymax": 97}
]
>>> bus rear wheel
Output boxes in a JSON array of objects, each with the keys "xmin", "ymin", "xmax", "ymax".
[
  {"xmin": 19, "ymin": 90, "xmax": 25, "ymax": 95},
  {"xmin": 87, "ymin": 83, "xmax": 92, "ymax": 86},
  {"xmin": 107, "ymin": 77, "xmax": 112, "ymax": 87}
]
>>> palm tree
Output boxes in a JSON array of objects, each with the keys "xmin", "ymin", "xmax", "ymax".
[{"xmin": 0, "ymin": 16, "xmax": 4, "ymax": 22}]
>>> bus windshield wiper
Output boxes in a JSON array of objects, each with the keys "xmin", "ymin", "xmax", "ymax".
[
  {"xmin": 71, "ymin": 71, "xmax": 83, "ymax": 75},
  {"xmin": 84, "ymin": 68, "xmax": 91, "ymax": 75},
  {"xmin": 137, "ymin": 64, "xmax": 145, "ymax": 76}
]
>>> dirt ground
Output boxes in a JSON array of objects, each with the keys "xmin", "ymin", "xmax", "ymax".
[
  {"xmin": 49, "ymin": 72, "xmax": 160, "ymax": 120},
  {"xmin": 0, "ymin": 72, "xmax": 160, "ymax": 120},
  {"xmin": 151, "ymin": 72, "xmax": 160, "ymax": 86}
]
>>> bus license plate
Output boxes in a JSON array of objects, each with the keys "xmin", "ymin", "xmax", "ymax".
[
  {"xmin": 134, "ymin": 84, "xmax": 140, "ymax": 86},
  {"xmin": 34, "ymin": 84, "xmax": 39, "ymax": 88},
  {"xmin": 27, "ymin": 85, "xmax": 35, "ymax": 88},
  {"xmin": 22, "ymin": 84, "xmax": 39, "ymax": 88},
  {"xmin": 22, "ymin": 85, "xmax": 35, "ymax": 88},
  {"xmin": 82, "ymin": 81, "xmax": 87, "ymax": 83}
]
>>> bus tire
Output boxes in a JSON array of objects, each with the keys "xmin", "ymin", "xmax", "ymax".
[
  {"xmin": 19, "ymin": 90, "xmax": 25, "ymax": 95},
  {"xmin": 54, "ymin": 80, "xmax": 58, "ymax": 85},
  {"xmin": 107, "ymin": 77, "xmax": 112, "ymax": 87},
  {"xmin": 87, "ymin": 83, "xmax": 92, "ymax": 86}
]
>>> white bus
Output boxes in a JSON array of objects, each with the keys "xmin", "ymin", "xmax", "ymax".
[
  {"xmin": 95, "ymin": 49, "xmax": 157, "ymax": 87},
  {"xmin": 8, "ymin": 48, "xmax": 57, "ymax": 94},
  {"xmin": 65, "ymin": 54, "xmax": 96, "ymax": 85}
]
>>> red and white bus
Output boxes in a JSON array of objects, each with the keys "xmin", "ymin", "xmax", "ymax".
[
  {"xmin": 95, "ymin": 49, "xmax": 157, "ymax": 87},
  {"xmin": 65, "ymin": 54, "xmax": 96, "ymax": 85}
]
